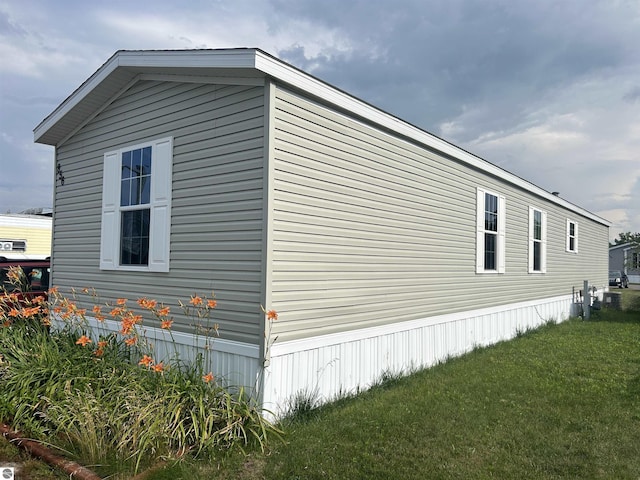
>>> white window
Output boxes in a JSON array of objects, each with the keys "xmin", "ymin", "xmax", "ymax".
[
  {"xmin": 528, "ymin": 207, "xmax": 547, "ymax": 273},
  {"xmin": 100, "ymin": 137, "xmax": 172, "ymax": 272},
  {"xmin": 476, "ymin": 188, "xmax": 505, "ymax": 273},
  {"xmin": 566, "ymin": 219, "xmax": 578, "ymax": 253}
]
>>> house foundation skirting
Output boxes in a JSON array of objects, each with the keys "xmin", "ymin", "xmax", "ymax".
[
  {"xmin": 58, "ymin": 294, "xmax": 576, "ymax": 416},
  {"xmin": 262, "ymin": 294, "xmax": 575, "ymax": 417}
]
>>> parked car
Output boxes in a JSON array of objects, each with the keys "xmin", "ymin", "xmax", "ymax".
[
  {"xmin": 0, "ymin": 256, "xmax": 51, "ymax": 306},
  {"xmin": 608, "ymin": 270, "xmax": 629, "ymax": 289}
]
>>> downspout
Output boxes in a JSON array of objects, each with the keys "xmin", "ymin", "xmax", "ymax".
[{"xmin": 257, "ymin": 78, "xmax": 277, "ymax": 409}]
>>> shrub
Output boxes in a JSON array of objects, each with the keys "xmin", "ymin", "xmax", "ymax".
[{"xmin": 0, "ymin": 270, "xmax": 281, "ymax": 476}]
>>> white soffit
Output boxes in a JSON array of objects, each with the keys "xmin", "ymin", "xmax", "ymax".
[{"xmin": 34, "ymin": 48, "xmax": 610, "ymax": 226}]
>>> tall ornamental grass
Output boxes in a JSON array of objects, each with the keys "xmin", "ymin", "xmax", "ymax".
[{"xmin": 0, "ymin": 266, "xmax": 281, "ymax": 477}]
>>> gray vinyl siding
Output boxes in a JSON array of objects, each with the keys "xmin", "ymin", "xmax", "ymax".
[
  {"xmin": 270, "ymin": 86, "xmax": 608, "ymax": 342},
  {"xmin": 52, "ymin": 80, "xmax": 266, "ymax": 345},
  {"xmin": 609, "ymin": 248, "xmax": 623, "ymax": 272},
  {"xmin": 609, "ymin": 245, "xmax": 640, "ymax": 277}
]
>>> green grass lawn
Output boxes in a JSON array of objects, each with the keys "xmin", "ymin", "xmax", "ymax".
[
  {"xmin": 3, "ymin": 290, "xmax": 639, "ymax": 479},
  {"xmin": 216, "ymin": 291, "xmax": 640, "ymax": 480}
]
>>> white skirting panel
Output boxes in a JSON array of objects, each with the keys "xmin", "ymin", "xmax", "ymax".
[
  {"xmin": 57, "ymin": 316, "xmax": 262, "ymax": 391},
  {"xmin": 262, "ymin": 294, "xmax": 574, "ymax": 417}
]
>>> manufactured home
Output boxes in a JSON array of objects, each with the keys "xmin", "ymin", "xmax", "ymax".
[
  {"xmin": 0, "ymin": 213, "xmax": 52, "ymax": 259},
  {"xmin": 34, "ymin": 49, "xmax": 609, "ymax": 414},
  {"xmin": 609, "ymin": 243, "xmax": 640, "ymax": 284}
]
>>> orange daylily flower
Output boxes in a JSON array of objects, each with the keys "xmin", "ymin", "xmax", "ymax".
[
  {"xmin": 139, "ymin": 355, "xmax": 154, "ymax": 367},
  {"xmin": 152, "ymin": 362, "xmax": 165, "ymax": 372},
  {"xmin": 7, "ymin": 267, "xmax": 22, "ymax": 282},
  {"xmin": 92, "ymin": 305, "xmax": 102, "ymax": 314},
  {"xmin": 8, "ymin": 308, "xmax": 19, "ymax": 318},
  {"xmin": 64, "ymin": 300, "xmax": 78, "ymax": 311},
  {"xmin": 189, "ymin": 295, "xmax": 203, "ymax": 306},
  {"xmin": 137, "ymin": 298, "xmax": 158, "ymax": 309},
  {"xmin": 207, "ymin": 299, "xmax": 217, "ymax": 309},
  {"xmin": 161, "ymin": 319, "xmax": 173, "ymax": 330},
  {"xmin": 76, "ymin": 335, "xmax": 92, "ymax": 347},
  {"xmin": 202, "ymin": 372, "xmax": 214, "ymax": 383},
  {"xmin": 120, "ymin": 318, "xmax": 135, "ymax": 335},
  {"xmin": 110, "ymin": 306, "xmax": 124, "ymax": 317},
  {"xmin": 22, "ymin": 306, "xmax": 41, "ymax": 318},
  {"xmin": 116, "ymin": 298, "xmax": 127, "ymax": 306},
  {"xmin": 157, "ymin": 306, "xmax": 170, "ymax": 317},
  {"xmin": 47, "ymin": 286, "xmax": 59, "ymax": 295},
  {"xmin": 98, "ymin": 340, "xmax": 108, "ymax": 349},
  {"xmin": 124, "ymin": 336, "xmax": 138, "ymax": 346},
  {"xmin": 266, "ymin": 309, "xmax": 278, "ymax": 321}
]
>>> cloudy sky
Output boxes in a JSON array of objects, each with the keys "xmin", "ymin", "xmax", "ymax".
[{"xmin": 1, "ymin": 0, "xmax": 638, "ymax": 241}]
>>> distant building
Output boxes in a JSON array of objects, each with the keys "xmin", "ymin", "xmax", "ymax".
[
  {"xmin": 609, "ymin": 242, "xmax": 640, "ymax": 284},
  {"xmin": 0, "ymin": 213, "xmax": 52, "ymax": 259}
]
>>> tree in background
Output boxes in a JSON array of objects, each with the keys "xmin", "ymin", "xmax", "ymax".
[{"xmin": 612, "ymin": 232, "xmax": 640, "ymax": 246}]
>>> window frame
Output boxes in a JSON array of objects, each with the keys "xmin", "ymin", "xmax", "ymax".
[
  {"xmin": 476, "ymin": 188, "xmax": 506, "ymax": 274},
  {"xmin": 528, "ymin": 207, "xmax": 547, "ymax": 274},
  {"xmin": 100, "ymin": 137, "xmax": 173, "ymax": 272},
  {"xmin": 566, "ymin": 219, "xmax": 578, "ymax": 254}
]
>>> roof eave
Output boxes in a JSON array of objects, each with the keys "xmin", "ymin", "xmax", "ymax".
[
  {"xmin": 33, "ymin": 49, "xmax": 261, "ymax": 146},
  {"xmin": 33, "ymin": 49, "xmax": 612, "ymax": 227}
]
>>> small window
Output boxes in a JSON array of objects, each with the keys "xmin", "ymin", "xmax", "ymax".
[
  {"xmin": 529, "ymin": 207, "xmax": 547, "ymax": 273},
  {"xmin": 100, "ymin": 137, "xmax": 173, "ymax": 272},
  {"xmin": 566, "ymin": 220, "xmax": 578, "ymax": 253},
  {"xmin": 476, "ymin": 188, "xmax": 505, "ymax": 273}
]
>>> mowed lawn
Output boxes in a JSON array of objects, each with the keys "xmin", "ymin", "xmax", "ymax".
[{"xmin": 215, "ymin": 290, "xmax": 640, "ymax": 480}]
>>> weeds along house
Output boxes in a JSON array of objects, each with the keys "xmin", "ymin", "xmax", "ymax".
[{"xmin": 34, "ymin": 49, "xmax": 609, "ymax": 414}]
